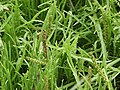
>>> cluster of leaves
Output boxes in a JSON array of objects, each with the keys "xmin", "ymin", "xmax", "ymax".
[{"xmin": 0, "ymin": 0, "xmax": 120, "ymax": 90}]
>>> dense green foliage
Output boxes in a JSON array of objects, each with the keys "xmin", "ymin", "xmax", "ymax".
[{"xmin": 0, "ymin": 0, "xmax": 120, "ymax": 90}]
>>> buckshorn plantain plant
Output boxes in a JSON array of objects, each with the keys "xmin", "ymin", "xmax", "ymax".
[{"xmin": 0, "ymin": 0, "xmax": 120, "ymax": 90}]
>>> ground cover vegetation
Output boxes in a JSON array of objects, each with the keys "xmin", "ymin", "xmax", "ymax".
[{"xmin": 0, "ymin": 0, "xmax": 120, "ymax": 90}]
